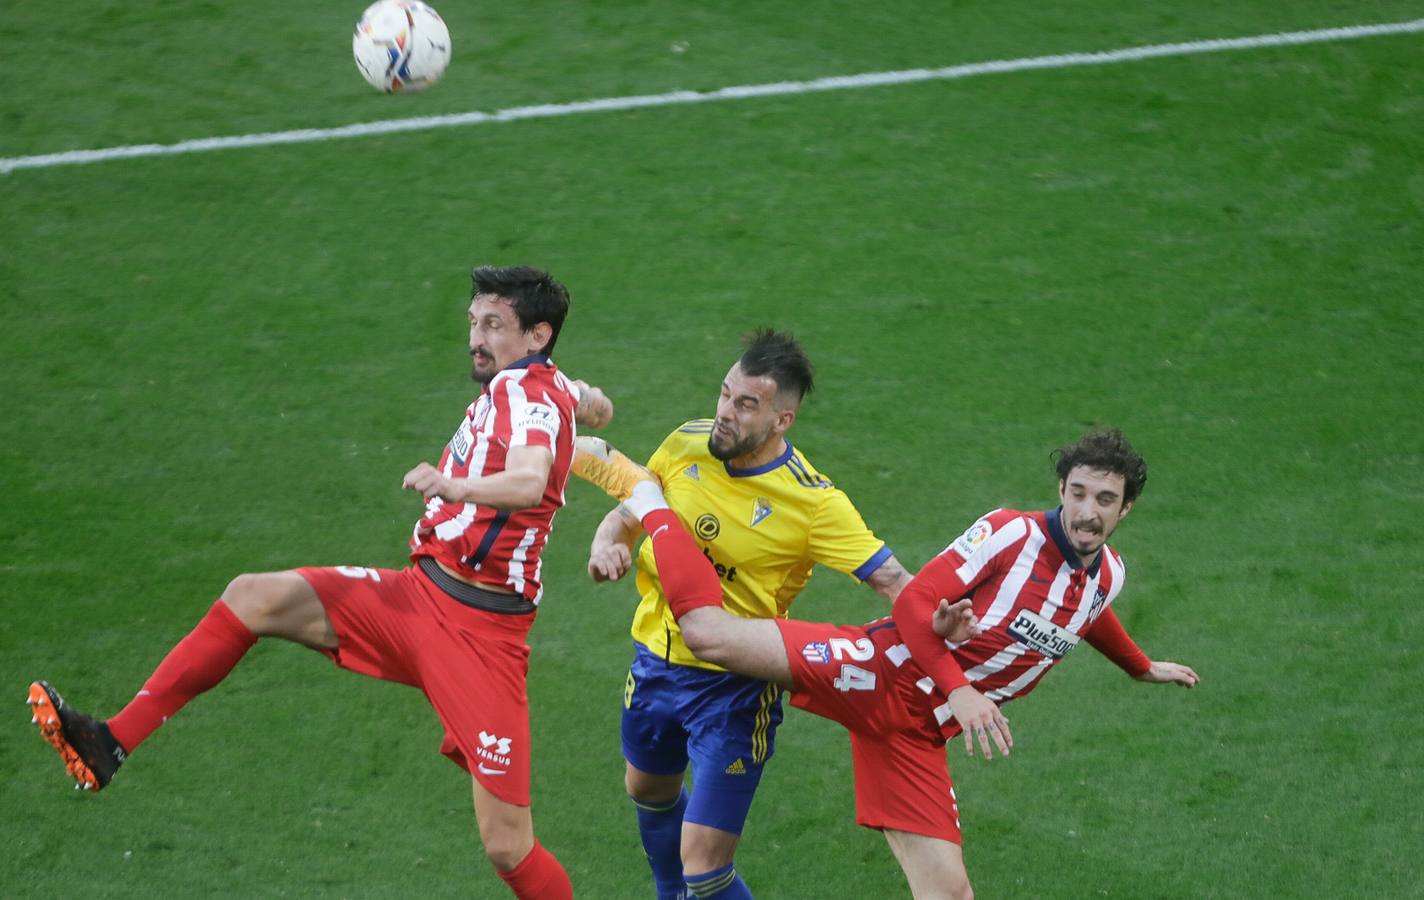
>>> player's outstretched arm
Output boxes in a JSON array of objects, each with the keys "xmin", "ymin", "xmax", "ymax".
[
  {"xmin": 587, "ymin": 503, "xmax": 642, "ymax": 582},
  {"xmin": 1083, "ymin": 608, "xmax": 1199, "ymax": 687},
  {"xmin": 1133, "ymin": 661, "xmax": 1201, "ymax": 688},
  {"xmin": 571, "ymin": 379, "xmax": 613, "ymax": 429}
]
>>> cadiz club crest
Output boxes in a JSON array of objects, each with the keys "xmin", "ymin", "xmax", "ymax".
[{"xmin": 751, "ymin": 498, "xmax": 772, "ymax": 527}]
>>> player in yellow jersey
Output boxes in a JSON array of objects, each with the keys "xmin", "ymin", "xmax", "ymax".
[{"xmin": 585, "ymin": 330, "xmax": 913, "ymax": 900}]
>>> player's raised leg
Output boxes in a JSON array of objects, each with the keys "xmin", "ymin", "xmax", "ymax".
[
  {"xmin": 574, "ymin": 436, "xmax": 792, "ymax": 686},
  {"xmin": 28, "ymin": 570, "xmax": 330, "ymax": 790},
  {"xmin": 883, "ymin": 830, "xmax": 973, "ymax": 900},
  {"xmin": 632, "ymin": 492, "xmax": 792, "ymax": 688}
]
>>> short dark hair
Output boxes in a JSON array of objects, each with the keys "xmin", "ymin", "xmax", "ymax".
[
  {"xmin": 738, "ymin": 328, "xmax": 814, "ymax": 403},
  {"xmin": 1051, "ymin": 429, "xmax": 1148, "ymax": 504},
  {"xmin": 471, "ymin": 265, "xmax": 570, "ymax": 356}
]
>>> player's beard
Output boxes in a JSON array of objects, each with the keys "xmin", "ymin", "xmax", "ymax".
[
  {"xmin": 707, "ymin": 422, "xmax": 766, "ymax": 461},
  {"xmin": 470, "ymin": 350, "xmax": 496, "ymax": 384}
]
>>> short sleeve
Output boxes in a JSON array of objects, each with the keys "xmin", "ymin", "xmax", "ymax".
[
  {"xmin": 644, "ymin": 428, "xmax": 685, "ymax": 483},
  {"xmin": 502, "ymin": 378, "xmax": 562, "ymax": 450},
  {"xmin": 935, "ymin": 508, "xmax": 1026, "ymax": 590},
  {"xmin": 808, "ymin": 488, "xmax": 889, "ymax": 581}
]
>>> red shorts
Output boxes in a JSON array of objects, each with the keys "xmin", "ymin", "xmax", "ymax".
[
  {"xmin": 296, "ymin": 564, "xmax": 535, "ymax": 806},
  {"xmin": 776, "ymin": 618, "xmax": 962, "ymax": 844}
]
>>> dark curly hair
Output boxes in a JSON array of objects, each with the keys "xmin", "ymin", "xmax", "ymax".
[
  {"xmin": 471, "ymin": 265, "xmax": 570, "ymax": 356},
  {"xmin": 1051, "ymin": 429, "xmax": 1148, "ymax": 504}
]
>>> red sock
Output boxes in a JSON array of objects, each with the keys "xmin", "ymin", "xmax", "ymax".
[
  {"xmin": 497, "ymin": 841, "xmax": 572, "ymax": 900},
  {"xmin": 642, "ymin": 508, "xmax": 724, "ymax": 620},
  {"xmin": 106, "ymin": 600, "xmax": 257, "ymax": 753}
]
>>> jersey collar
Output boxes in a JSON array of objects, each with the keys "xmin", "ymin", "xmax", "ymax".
[
  {"xmin": 1044, "ymin": 505, "xmax": 1104, "ymax": 576},
  {"xmin": 723, "ymin": 439, "xmax": 795, "ymax": 478},
  {"xmin": 504, "ymin": 354, "xmax": 552, "ymax": 370},
  {"xmin": 479, "ymin": 355, "xmax": 553, "ymax": 397}
]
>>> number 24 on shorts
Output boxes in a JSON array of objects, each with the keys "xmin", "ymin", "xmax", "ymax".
[
  {"xmin": 834, "ymin": 665, "xmax": 877, "ymax": 692},
  {"xmin": 828, "ymin": 637, "xmax": 877, "ymax": 693}
]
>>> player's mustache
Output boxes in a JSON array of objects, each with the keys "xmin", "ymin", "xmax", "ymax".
[
  {"xmin": 471, "ymin": 349, "xmax": 494, "ymax": 362},
  {"xmin": 1071, "ymin": 520, "xmax": 1101, "ymax": 534}
]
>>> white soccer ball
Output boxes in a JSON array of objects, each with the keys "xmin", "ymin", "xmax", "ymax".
[{"xmin": 352, "ymin": 1, "xmax": 451, "ymax": 93}]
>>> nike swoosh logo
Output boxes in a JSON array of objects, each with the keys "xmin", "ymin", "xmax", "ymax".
[
  {"xmin": 477, "ymin": 764, "xmax": 507, "ymax": 776},
  {"xmin": 652, "ymin": 525, "xmax": 669, "ymax": 539},
  {"xmin": 1026, "ymin": 574, "xmax": 1051, "ymax": 584}
]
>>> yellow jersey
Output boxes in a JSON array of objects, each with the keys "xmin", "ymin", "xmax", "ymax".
[{"xmin": 629, "ymin": 419, "xmax": 891, "ymax": 670}]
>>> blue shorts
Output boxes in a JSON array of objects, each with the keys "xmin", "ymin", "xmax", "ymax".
[{"xmin": 622, "ymin": 641, "xmax": 784, "ymax": 834}]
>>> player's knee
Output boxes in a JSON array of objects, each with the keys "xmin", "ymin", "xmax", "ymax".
[
  {"xmin": 479, "ymin": 828, "xmax": 534, "ymax": 872},
  {"xmin": 680, "ymin": 827, "xmax": 738, "ymax": 874},
  {"xmin": 939, "ymin": 882, "xmax": 972, "ymax": 900},
  {"xmin": 624, "ymin": 771, "xmax": 647, "ymax": 798},
  {"xmin": 220, "ymin": 572, "xmax": 292, "ymax": 634},
  {"xmin": 625, "ymin": 772, "xmax": 681, "ymax": 805},
  {"xmin": 937, "ymin": 868, "xmax": 974, "ymax": 900}
]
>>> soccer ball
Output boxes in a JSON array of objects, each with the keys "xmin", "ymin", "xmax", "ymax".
[{"xmin": 352, "ymin": 1, "xmax": 451, "ymax": 93}]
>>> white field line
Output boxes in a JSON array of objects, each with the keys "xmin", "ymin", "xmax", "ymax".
[{"xmin": 3, "ymin": 18, "xmax": 1421, "ymax": 175}]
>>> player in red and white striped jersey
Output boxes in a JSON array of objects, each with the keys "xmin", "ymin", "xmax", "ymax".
[
  {"xmin": 408, "ymin": 353, "xmax": 582, "ymax": 604},
  {"xmin": 28, "ymin": 266, "xmax": 613, "ymax": 900},
  {"xmin": 588, "ymin": 429, "xmax": 1197, "ymax": 900}
]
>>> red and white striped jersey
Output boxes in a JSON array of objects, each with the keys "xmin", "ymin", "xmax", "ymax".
[
  {"xmin": 409, "ymin": 355, "xmax": 579, "ymax": 604},
  {"xmin": 890, "ymin": 507, "xmax": 1150, "ymax": 739}
]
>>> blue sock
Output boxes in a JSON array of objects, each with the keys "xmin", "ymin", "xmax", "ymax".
[
  {"xmin": 685, "ymin": 862, "xmax": 753, "ymax": 899},
  {"xmin": 634, "ymin": 790, "xmax": 689, "ymax": 900}
]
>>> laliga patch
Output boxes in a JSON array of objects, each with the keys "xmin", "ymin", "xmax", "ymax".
[
  {"xmin": 951, "ymin": 519, "xmax": 993, "ymax": 558},
  {"xmin": 515, "ymin": 402, "xmax": 558, "ymax": 435},
  {"xmin": 1006, "ymin": 609, "xmax": 1081, "ymax": 660}
]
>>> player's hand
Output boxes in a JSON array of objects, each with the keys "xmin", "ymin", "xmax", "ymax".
[
  {"xmin": 572, "ymin": 380, "xmax": 614, "ymax": 429},
  {"xmin": 588, "ymin": 541, "xmax": 632, "ymax": 582},
  {"xmin": 1134, "ymin": 660, "xmax": 1200, "ymax": 688},
  {"xmin": 932, "ymin": 598, "xmax": 980, "ymax": 643},
  {"xmin": 402, "ymin": 462, "xmax": 456, "ymax": 501},
  {"xmin": 947, "ymin": 686, "xmax": 1013, "ymax": 759}
]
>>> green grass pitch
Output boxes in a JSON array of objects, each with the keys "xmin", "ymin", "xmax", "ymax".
[{"xmin": 2, "ymin": 2, "xmax": 1422, "ymax": 897}]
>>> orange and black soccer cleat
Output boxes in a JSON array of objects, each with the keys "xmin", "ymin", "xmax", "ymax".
[
  {"xmin": 571, "ymin": 435, "xmax": 658, "ymax": 502},
  {"xmin": 28, "ymin": 681, "xmax": 126, "ymax": 791}
]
